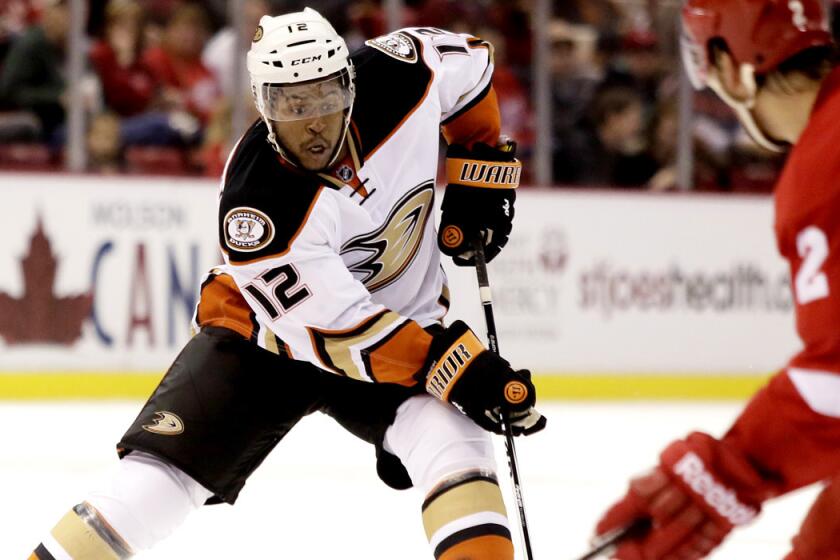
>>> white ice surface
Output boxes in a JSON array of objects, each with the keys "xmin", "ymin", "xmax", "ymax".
[{"xmin": 2, "ymin": 401, "xmax": 819, "ymax": 559}]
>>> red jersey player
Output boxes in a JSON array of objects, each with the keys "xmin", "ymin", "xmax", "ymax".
[{"xmin": 591, "ymin": 1, "xmax": 840, "ymax": 559}]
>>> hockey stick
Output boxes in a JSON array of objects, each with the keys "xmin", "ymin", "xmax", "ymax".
[
  {"xmin": 572, "ymin": 518, "xmax": 652, "ymax": 560},
  {"xmin": 472, "ymin": 237, "xmax": 535, "ymax": 560}
]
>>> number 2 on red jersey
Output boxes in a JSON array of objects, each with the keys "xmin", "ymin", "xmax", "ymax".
[{"xmin": 795, "ymin": 226, "xmax": 830, "ymax": 304}]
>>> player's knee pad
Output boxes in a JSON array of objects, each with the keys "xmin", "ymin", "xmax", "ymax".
[
  {"xmin": 384, "ymin": 395, "xmax": 498, "ymax": 494},
  {"xmin": 384, "ymin": 396, "xmax": 512, "ymax": 560},
  {"xmin": 84, "ymin": 451, "xmax": 213, "ymax": 552}
]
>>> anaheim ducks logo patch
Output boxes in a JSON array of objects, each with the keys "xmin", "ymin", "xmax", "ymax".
[
  {"xmin": 142, "ymin": 411, "xmax": 184, "ymax": 435},
  {"xmin": 365, "ymin": 32, "xmax": 417, "ymax": 63},
  {"xmin": 225, "ymin": 207, "xmax": 275, "ymax": 252},
  {"xmin": 341, "ymin": 182, "xmax": 434, "ymax": 291}
]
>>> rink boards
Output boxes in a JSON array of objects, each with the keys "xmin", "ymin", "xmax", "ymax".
[{"xmin": 0, "ymin": 174, "xmax": 798, "ymax": 399}]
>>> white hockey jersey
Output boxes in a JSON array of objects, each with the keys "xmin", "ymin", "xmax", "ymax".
[{"xmin": 193, "ymin": 27, "xmax": 498, "ymax": 387}]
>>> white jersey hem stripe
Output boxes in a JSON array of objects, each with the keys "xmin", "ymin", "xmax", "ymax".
[{"xmin": 788, "ymin": 367, "xmax": 840, "ymax": 418}]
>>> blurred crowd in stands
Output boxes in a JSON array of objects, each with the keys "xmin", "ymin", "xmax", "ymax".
[{"xmin": 1, "ymin": 0, "xmax": 829, "ymax": 189}]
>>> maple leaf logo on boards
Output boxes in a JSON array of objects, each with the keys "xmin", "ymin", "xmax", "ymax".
[{"xmin": 0, "ymin": 216, "xmax": 93, "ymax": 344}]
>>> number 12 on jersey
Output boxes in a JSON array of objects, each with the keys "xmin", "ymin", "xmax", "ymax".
[{"xmin": 244, "ymin": 264, "xmax": 312, "ymax": 319}]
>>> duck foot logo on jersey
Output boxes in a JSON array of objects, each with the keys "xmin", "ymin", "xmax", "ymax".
[
  {"xmin": 341, "ymin": 181, "xmax": 434, "ymax": 292},
  {"xmin": 142, "ymin": 411, "xmax": 185, "ymax": 435}
]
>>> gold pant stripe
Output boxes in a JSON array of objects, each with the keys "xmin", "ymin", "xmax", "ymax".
[
  {"xmin": 51, "ymin": 509, "xmax": 120, "ymax": 560},
  {"xmin": 312, "ymin": 310, "xmax": 403, "ymax": 380},
  {"xmin": 422, "ymin": 479, "xmax": 507, "ymax": 541}
]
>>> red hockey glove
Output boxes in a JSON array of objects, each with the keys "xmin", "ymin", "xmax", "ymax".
[
  {"xmin": 594, "ymin": 432, "xmax": 767, "ymax": 560},
  {"xmin": 422, "ymin": 320, "xmax": 545, "ymax": 435}
]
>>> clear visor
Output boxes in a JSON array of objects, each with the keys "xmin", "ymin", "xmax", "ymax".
[
  {"xmin": 679, "ymin": 30, "xmax": 707, "ymax": 90},
  {"xmin": 261, "ymin": 74, "xmax": 354, "ymax": 122}
]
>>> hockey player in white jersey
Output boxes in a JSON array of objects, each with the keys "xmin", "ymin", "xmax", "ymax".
[{"xmin": 30, "ymin": 8, "xmax": 545, "ymax": 560}]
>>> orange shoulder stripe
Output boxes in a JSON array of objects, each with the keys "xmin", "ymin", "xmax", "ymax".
[
  {"xmin": 441, "ymin": 85, "xmax": 501, "ymax": 149},
  {"xmin": 196, "ymin": 273, "xmax": 255, "ymax": 340}
]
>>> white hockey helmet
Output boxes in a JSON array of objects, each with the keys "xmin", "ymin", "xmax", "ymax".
[{"xmin": 247, "ymin": 7, "xmax": 355, "ymax": 166}]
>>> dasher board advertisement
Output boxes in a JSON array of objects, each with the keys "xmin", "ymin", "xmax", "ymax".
[{"xmin": 0, "ymin": 176, "xmax": 801, "ymax": 398}]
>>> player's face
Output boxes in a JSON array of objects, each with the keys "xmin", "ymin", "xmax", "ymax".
[
  {"xmin": 272, "ymin": 109, "xmax": 345, "ymax": 171},
  {"xmin": 264, "ymin": 77, "xmax": 352, "ymax": 171}
]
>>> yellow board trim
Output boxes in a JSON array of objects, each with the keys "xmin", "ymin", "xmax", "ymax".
[
  {"xmin": 0, "ymin": 372, "xmax": 773, "ymax": 400},
  {"xmin": 532, "ymin": 373, "xmax": 773, "ymax": 400},
  {"xmin": 0, "ymin": 372, "xmax": 164, "ymax": 399}
]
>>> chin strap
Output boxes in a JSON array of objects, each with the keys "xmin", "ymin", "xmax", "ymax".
[{"xmin": 707, "ymin": 64, "xmax": 786, "ymax": 153}]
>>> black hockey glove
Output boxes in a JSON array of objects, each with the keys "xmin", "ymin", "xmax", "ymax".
[
  {"xmin": 423, "ymin": 320, "xmax": 546, "ymax": 436},
  {"xmin": 438, "ymin": 139, "xmax": 521, "ymax": 266}
]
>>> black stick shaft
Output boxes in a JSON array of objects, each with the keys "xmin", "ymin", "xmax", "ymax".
[
  {"xmin": 472, "ymin": 239, "xmax": 535, "ymax": 560},
  {"xmin": 572, "ymin": 519, "xmax": 652, "ymax": 560}
]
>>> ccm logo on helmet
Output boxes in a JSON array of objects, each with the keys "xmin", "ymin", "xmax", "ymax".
[{"xmin": 292, "ymin": 55, "xmax": 323, "ymax": 65}]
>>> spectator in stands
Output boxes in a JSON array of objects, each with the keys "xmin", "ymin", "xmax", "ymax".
[
  {"xmin": 141, "ymin": 3, "xmax": 220, "ymax": 124},
  {"xmin": 90, "ymin": 0, "xmax": 206, "ymax": 153},
  {"xmin": 0, "ymin": 0, "xmax": 68, "ymax": 140},
  {"xmin": 554, "ymin": 85, "xmax": 658, "ymax": 187},
  {"xmin": 486, "ymin": 0, "xmax": 531, "ymax": 86},
  {"xmin": 1, "ymin": 0, "xmax": 29, "ymax": 60},
  {"xmin": 90, "ymin": 0, "xmax": 155, "ymax": 117},
  {"xmin": 476, "ymin": 25, "xmax": 534, "ymax": 175},
  {"xmin": 615, "ymin": 29, "xmax": 665, "ymax": 107},
  {"xmin": 343, "ymin": 0, "xmax": 387, "ymax": 50},
  {"xmin": 86, "ymin": 111, "xmax": 123, "ymax": 173},
  {"xmin": 202, "ymin": 0, "xmax": 268, "ymax": 101},
  {"xmin": 553, "ymin": 0, "xmax": 620, "ymax": 37},
  {"xmin": 549, "ymin": 19, "xmax": 599, "ymax": 156}
]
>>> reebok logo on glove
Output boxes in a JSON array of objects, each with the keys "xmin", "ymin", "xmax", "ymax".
[{"xmin": 673, "ymin": 451, "xmax": 758, "ymax": 525}]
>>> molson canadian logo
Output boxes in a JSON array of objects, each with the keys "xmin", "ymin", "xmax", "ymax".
[{"xmin": 0, "ymin": 216, "xmax": 92, "ymax": 345}]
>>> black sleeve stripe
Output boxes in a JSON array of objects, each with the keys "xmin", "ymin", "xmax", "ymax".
[
  {"xmin": 34, "ymin": 544, "xmax": 57, "ymax": 560},
  {"xmin": 422, "ymin": 472, "xmax": 499, "ymax": 511},
  {"xmin": 440, "ymin": 80, "xmax": 493, "ymax": 126}
]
